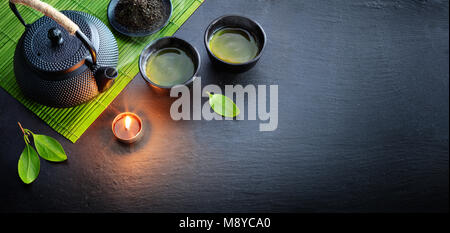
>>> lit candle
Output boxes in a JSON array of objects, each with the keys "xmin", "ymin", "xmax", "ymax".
[
  {"xmin": 112, "ymin": 112, "xmax": 143, "ymax": 144},
  {"xmin": 125, "ymin": 116, "xmax": 131, "ymax": 130}
]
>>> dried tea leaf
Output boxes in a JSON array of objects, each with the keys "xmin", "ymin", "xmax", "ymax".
[{"xmin": 115, "ymin": 0, "xmax": 165, "ymax": 32}]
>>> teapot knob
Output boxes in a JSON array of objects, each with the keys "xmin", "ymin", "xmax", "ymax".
[{"xmin": 48, "ymin": 27, "xmax": 63, "ymax": 45}]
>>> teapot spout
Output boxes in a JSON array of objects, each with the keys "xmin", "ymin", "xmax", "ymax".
[{"xmin": 95, "ymin": 67, "xmax": 118, "ymax": 93}]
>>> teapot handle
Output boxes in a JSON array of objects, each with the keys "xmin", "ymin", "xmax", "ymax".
[
  {"xmin": 10, "ymin": 0, "xmax": 79, "ymax": 35},
  {"xmin": 10, "ymin": 0, "xmax": 98, "ymax": 64}
]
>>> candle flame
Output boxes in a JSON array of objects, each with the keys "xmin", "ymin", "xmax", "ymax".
[{"xmin": 125, "ymin": 116, "xmax": 131, "ymax": 130}]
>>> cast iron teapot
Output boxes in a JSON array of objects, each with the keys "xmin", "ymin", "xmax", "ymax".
[{"xmin": 10, "ymin": 0, "xmax": 119, "ymax": 108}]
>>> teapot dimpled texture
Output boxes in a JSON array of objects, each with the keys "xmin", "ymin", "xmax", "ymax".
[{"xmin": 14, "ymin": 10, "xmax": 119, "ymax": 108}]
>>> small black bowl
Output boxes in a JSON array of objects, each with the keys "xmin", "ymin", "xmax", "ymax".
[
  {"xmin": 204, "ymin": 15, "xmax": 266, "ymax": 73},
  {"xmin": 139, "ymin": 37, "xmax": 201, "ymax": 89},
  {"xmin": 107, "ymin": 0, "xmax": 172, "ymax": 37}
]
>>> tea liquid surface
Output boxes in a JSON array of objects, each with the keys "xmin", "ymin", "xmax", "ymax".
[
  {"xmin": 209, "ymin": 28, "xmax": 259, "ymax": 64},
  {"xmin": 145, "ymin": 48, "xmax": 194, "ymax": 86}
]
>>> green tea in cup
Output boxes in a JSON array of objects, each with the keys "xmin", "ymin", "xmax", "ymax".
[
  {"xmin": 208, "ymin": 28, "xmax": 259, "ymax": 64},
  {"xmin": 145, "ymin": 48, "xmax": 195, "ymax": 87}
]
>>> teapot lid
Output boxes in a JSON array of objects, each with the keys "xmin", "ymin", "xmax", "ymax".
[{"xmin": 22, "ymin": 11, "xmax": 97, "ymax": 73}]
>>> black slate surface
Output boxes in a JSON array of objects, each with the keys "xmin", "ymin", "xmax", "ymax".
[{"xmin": 0, "ymin": 0, "xmax": 448, "ymax": 212}]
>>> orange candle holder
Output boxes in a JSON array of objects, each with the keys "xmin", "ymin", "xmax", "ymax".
[{"xmin": 112, "ymin": 112, "xmax": 143, "ymax": 144}]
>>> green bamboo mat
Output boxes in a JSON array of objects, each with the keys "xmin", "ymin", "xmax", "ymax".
[{"xmin": 0, "ymin": 0, "xmax": 203, "ymax": 142}]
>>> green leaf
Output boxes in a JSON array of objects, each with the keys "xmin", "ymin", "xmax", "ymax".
[
  {"xmin": 18, "ymin": 144, "xmax": 40, "ymax": 184},
  {"xmin": 33, "ymin": 134, "xmax": 67, "ymax": 162},
  {"xmin": 207, "ymin": 92, "xmax": 240, "ymax": 117}
]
